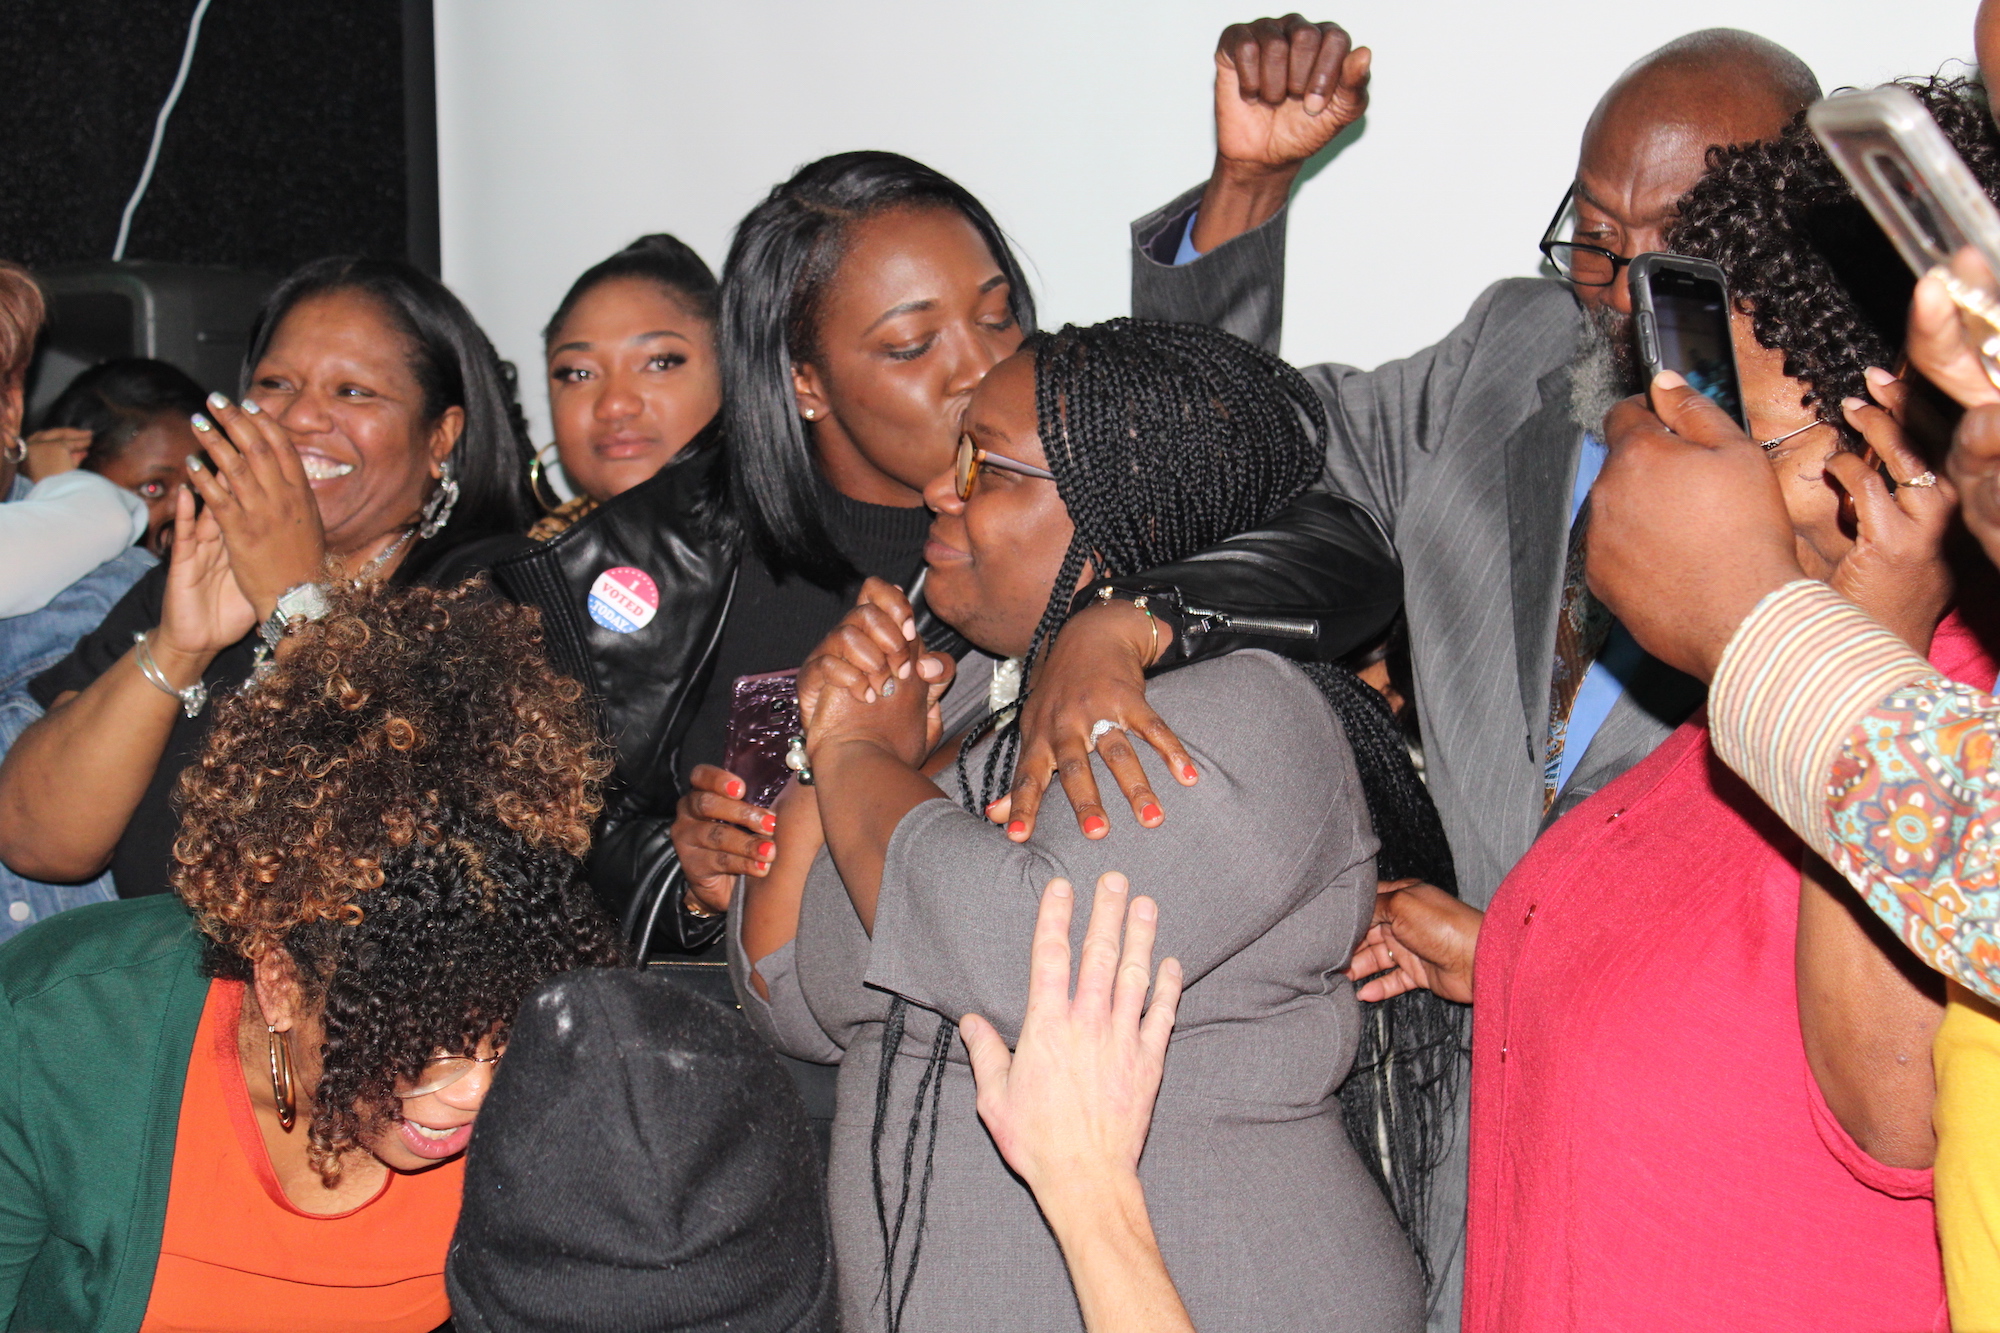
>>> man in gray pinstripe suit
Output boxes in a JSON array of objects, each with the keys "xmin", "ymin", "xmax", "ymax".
[{"xmin": 1124, "ymin": 17, "xmax": 1820, "ymax": 1330}]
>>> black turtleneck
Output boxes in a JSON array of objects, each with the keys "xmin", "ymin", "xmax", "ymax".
[{"xmin": 675, "ymin": 480, "xmax": 934, "ymax": 787}]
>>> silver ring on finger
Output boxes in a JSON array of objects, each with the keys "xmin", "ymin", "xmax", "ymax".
[
  {"xmin": 1088, "ymin": 717, "xmax": 1120, "ymax": 751},
  {"xmin": 1901, "ymin": 470, "xmax": 1939, "ymax": 489}
]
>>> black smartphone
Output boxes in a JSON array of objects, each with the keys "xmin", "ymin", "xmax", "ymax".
[{"xmin": 1627, "ymin": 251, "xmax": 1747, "ymax": 429}]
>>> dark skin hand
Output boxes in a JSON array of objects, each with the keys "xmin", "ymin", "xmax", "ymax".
[
  {"xmin": 1193, "ymin": 16, "xmax": 1371, "ymax": 253},
  {"xmin": 1344, "ymin": 879, "xmax": 1479, "ymax": 1005},
  {"xmin": 1001, "ymin": 24, "xmax": 1810, "ymax": 845},
  {"xmin": 671, "ymin": 579, "xmax": 952, "ymax": 916}
]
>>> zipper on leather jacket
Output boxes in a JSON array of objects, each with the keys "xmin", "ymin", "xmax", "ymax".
[{"xmin": 1180, "ymin": 603, "xmax": 1320, "ymax": 641}]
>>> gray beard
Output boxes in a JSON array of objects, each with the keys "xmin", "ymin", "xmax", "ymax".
[{"xmin": 1567, "ymin": 302, "xmax": 1642, "ymax": 439}]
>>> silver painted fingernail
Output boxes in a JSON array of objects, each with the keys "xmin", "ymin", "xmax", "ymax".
[
  {"xmin": 190, "ymin": 414, "xmax": 213, "ymax": 432},
  {"xmin": 206, "ymin": 392, "xmax": 230, "ymax": 412},
  {"xmin": 241, "ymin": 399, "xmax": 261, "ymax": 415},
  {"xmin": 187, "ymin": 455, "xmax": 204, "ymax": 472},
  {"xmin": 881, "ymin": 677, "xmax": 897, "ymax": 697}
]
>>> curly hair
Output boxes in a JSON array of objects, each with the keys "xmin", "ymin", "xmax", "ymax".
[
  {"xmin": 1669, "ymin": 76, "xmax": 2000, "ymax": 427},
  {"xmin": 172, "ymin": 579, "xmax": 623, "ymax": 1174}
]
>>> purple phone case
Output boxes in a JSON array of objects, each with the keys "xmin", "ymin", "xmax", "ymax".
[{"xmin": 723, "ymin": 669, "xmax": 802, "ymax": 811}]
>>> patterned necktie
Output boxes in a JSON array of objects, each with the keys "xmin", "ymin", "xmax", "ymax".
[{"xmin": 1543, "ymin": 500, "xmax": 1613, "ymax": 812}]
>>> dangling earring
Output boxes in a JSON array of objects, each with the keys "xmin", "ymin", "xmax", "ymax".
[
  {"xmin": 419, "ymin": 456, "xmax": 460, "ymax": 538},
  {"xmin": 526, "ymin": 442, "xmax": 563, "ymax": 515},
  {"xmin": 267, "ymin": 1025, "xmax": 297, "ymax": 1131}
]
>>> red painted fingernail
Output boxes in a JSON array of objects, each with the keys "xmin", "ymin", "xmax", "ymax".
[
  {"xmin": 1181, "ymin": 764, "xmax": 1198, "ymax": 781},
  {"xmin": 728, "ymin": 779, "xmax": 744, "ymax": 799},
  {"xmin": 758, "ymin": 841, "xmax": 776, "ymax": 859},
  {"xmin": 1140, "ymin": 803, "xmax": 1162, "ymax": 824},
  {"xmin": 1007, "ymin": 820, "xmax": 1027, "ymax": 837},
  {"xmin": 755, "ymin": 862, "xmax": 770, "ymax": 874},
  {"xmin": 763, "ymin": 814, "xmax": 777, "ymax": 833},
  {"xmin": 1083, "ymin": 815, "xmax": 1108, "ymax": 837}
]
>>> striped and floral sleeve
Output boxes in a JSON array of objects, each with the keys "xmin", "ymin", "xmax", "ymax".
[{"xmin": 1710, "ymin": 580, "xmax": 2000, "ymax": 1003}]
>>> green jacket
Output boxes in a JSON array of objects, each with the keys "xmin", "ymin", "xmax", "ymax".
[{"xmin": 0, "ymin": 896, "xmax": 207, "ymax": 1332}]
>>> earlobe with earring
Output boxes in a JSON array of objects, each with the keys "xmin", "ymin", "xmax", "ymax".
[
  {"xmin": 2, "ymin": 435, "xmax": 24, "ymax": 466},
  {"xmin": 802, "ymin": 408, "xmax": 817, "ymax": 421},
  {"xmin": 419, "ymin": 455, "xmax": 461, "ymax": 539},
  {"xmin": 267, "ymin": 1025, "xmax": 297, "ymax": 1131}
]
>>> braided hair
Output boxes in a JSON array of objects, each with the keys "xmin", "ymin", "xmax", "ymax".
[
  {"xmin": 869, "ymin": 320, "xmax": 1459, "ymax": 1317},
  {"xmin": 1670, "ymin": 75, "xmax": 2000, "ymax": 434}
]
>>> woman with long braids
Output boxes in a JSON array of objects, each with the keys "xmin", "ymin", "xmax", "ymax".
[
  {"xmin": 732, "ymin": 318, "xmax": 1427, "ymax": 1332},
  {"xmin": 0, "ymin": 579, "xmax": 621, "ymax": 1331}
]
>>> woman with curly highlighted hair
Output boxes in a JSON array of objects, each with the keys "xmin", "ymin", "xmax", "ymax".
[{"xmin": 0, "ymin": 580, "xmax": 620, "ymax": 1333}]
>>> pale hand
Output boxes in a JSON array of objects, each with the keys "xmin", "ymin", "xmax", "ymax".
[{"xmin": 961, "ymin": 874, "xmax": 1183, "ymax": 1195}]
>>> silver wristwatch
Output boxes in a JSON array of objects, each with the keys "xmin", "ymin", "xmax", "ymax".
[{"xmin": 252, "ymin": 582, "xmax": 332, "ymax": 671}]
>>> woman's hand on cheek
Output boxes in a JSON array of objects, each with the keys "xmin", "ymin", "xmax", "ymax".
[
  {"xmin": 994, "ymin": 599, "xmax": 1194, "ymax": 844},
  {"xmin": 1826, "ymin": 371, "xmax": 1956, "ymax": 651},
  {"xmin": 186, "ymin": 395, "xmax": 327, "ymax": 620}
]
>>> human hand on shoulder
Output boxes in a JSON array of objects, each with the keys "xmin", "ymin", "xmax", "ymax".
[
  {"xmin": 962, "ymin": 873, "xmax": 1183, "ymax": 1201},
  {"xmin": 992, "ymin": 598, "xmax": 1195, "ymax": 844}
]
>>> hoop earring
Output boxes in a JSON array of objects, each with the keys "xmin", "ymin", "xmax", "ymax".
[
  {"xmin": 526, "ymin": 443, "xmax": 563, "ymax": 515},
  {"xmin": 419, "ymin": 456, "xmax": 460, "ymax": 539},
  {"xmin": 2, "ymin": 435, "xmax": 24, "ymax": 466},
  {"xmin": 267, "ymin": 1025, "xmax": 297, "ymax": 1131}
]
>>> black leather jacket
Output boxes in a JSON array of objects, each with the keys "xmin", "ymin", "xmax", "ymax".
[{"xmin": 496, "ymin": 419, "xmax": 1405, "ymax": 955}]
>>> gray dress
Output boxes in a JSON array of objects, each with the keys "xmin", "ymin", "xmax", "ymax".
[{"xmin": 730, "ymin": 650, "xmax": 1423, "ymax": 1333}]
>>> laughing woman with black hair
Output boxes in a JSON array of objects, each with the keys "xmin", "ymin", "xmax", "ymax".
[
  {"xmin": 0, "ymin": 256, "xmax": 536, "ymax": 902},
  {"xmin": 733, "ymin": 319, "xmax": 1427, "ymax": 1333}
]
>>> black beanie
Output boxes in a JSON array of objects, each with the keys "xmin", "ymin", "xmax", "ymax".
[{"xmin": 446, "ymin": 968, "xmax": 837, "ymax": 1332}]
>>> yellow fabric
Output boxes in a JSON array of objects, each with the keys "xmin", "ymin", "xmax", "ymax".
[{"xmin": 1936, "ymin": 982, "xmax": 2000, "ymax": 1332}]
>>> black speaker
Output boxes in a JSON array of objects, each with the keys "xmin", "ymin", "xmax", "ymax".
[{"xmin": 25, "ymin": 263, "xmax": 278, "ymax": 422}]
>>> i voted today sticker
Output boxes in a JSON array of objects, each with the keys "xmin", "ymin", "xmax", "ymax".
[{"xmin": 587, "ymin": 566, "xmax": 659, "ymax": 633}]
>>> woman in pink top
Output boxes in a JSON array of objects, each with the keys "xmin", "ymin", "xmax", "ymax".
[{"xmin": 1355, "ymin": 90, "xmax": 2000, "ymax": 1330}]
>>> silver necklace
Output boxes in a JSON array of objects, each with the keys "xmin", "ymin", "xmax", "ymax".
[{"xmin": 354, "ymin": 526, "xmax": 416, "ymax": 583}]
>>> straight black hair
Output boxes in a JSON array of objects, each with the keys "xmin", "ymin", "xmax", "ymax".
[
  {"xmin": 243, "ymin": 257, "xmax": 535, "ymax": 576},
  {"xmin": 542, "ymin": 233, "xmax": 719, "ymax": 345},
  {"xmin": 720, "ymin": 151, "xmax": 1036, "ymax": 588},
  {"xmin": 39, "ymin": 357, "xmax": 206, "ymax": 470}
]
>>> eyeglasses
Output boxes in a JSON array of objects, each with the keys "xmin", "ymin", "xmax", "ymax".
[
  {"xmin": 1538, "ymin": 183, "xmax": 1636, "ymax": 289},
  {"xmin": 399, "ymin": 1052, "xmax": 502, "ymax": 1099},
  {"xmin": 954, "ymin": 432, "xmax": 1054, "ymax": 500}
]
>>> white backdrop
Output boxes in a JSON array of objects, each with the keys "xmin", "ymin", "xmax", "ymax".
[{"xmin": 436, "ymin": 1, "xmax": 1979, "ymax": 449}]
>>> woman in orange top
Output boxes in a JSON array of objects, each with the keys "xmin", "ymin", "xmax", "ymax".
[{"xmin": 0, "ymin": 577, "xmax": 621, "ymax": 1333}]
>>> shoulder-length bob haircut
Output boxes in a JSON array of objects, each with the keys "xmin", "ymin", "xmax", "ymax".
[
  {"xmin": 720, "ymin": 151, "xmax": 1036, "ymax": 586},
  {"xmin": 243, "ymin": 257, "xmax": 536, "ymax": 575}
]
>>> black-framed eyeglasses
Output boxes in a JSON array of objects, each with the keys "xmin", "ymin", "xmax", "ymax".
[
  {"xmin": 955, "ymin": 433, "xmax": 1054, "ymax": 500},
  {"xmin": 1538, "ymin": 183, "xmax": 1635, "ymax": 288}
]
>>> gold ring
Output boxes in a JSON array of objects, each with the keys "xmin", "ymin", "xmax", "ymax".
[{"xmin": 1902, "ymin": 470, "xmax": 1939, "ymax": 489}]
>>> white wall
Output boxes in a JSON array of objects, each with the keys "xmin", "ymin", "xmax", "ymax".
[{"xmin": 437, "ymin": 1, "xmax": 1979, "ymax": 450}]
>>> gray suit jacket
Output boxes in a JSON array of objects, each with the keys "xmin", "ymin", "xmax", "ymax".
[{"xmin": 1132, "ymin": 185, "xmax": 1700, "ymax": 912}]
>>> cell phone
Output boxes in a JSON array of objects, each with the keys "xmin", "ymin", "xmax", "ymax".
[
  {"xmin": 1810, "ymin": 86, "xmax": 2000, "ymax": 287},
  {"xmin": 1627, "ymin": 251, "xmax": 1747, "ymax": 428},
  {"xmin": 1810, "ymin": 85, "xmax": 2000, "ymax": 388}
]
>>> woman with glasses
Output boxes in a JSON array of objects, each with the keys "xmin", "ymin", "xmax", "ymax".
[
  {"xmin": 733, "ymin": 319, "xmax": 1427, "ymax": 1333},
  {"xmin": 492, "ymin": 149, "xmax": 1400, "ymax": 965},
  {"xmin": 0, "ymin": 579, "xmax": 621, "ymax": 1332}
]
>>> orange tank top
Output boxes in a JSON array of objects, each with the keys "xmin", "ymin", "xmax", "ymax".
[{"xmin": 140, "ymin": 979, "xmax": 465, "ymax": 1333}]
